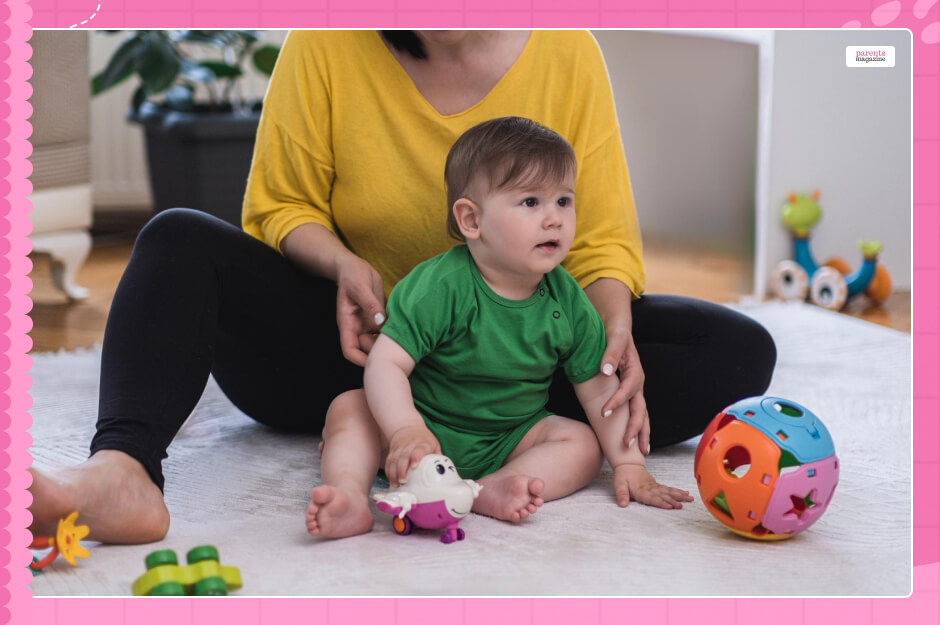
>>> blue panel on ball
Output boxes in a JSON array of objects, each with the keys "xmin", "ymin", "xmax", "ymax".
[{"xmin": 724, "ymin": 396, "xmax": 835, "ymax": 463}]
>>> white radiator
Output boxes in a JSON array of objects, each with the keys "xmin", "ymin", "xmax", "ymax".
[
  {"xmin": 89, "ymin": 34, "xmax": 152, "ymax": 210},
  {"xmin": 90, "ymin": 102, "xmax": 152, "ymax": 210}
]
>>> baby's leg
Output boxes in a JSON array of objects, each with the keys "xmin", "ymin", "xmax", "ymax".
[
  {"xmin": 473, "ymin": 416, "xmax": 603, "ymax": 522},
  {"xmin": 306, "ymin": 390, "xmax": 385, "ymax": 539}
]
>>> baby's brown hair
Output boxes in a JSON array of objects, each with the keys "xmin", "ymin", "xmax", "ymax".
[{"xmin": 444, "ymin": 117, "xmax": 577, "ymax": 241}]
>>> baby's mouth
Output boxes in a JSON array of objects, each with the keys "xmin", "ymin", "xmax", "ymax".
[{"xmin": 536, "ymin": 240, "xmax": 559, "ymax": 250}]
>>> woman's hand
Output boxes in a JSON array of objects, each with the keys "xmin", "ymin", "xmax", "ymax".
[
  {"xmin": 584, "ymin": 278, "xmax": 650, "ymax": 455},
  {"xmin": 600, "ymin": 327, "xmax": 650, "ymax": 455},
  {"xmin": 335, "ymin": 255, "xmax": 386, "ymax": 366},
  {"xmin": 385, "ymin": 425, "xmax": 442, "ymax": 488},
  {"xmin": 280, "ymin": 223, "xmax": 387, "ymax": 367}
]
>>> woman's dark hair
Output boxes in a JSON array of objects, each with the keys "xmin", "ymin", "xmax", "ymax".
[{"xmin": 380, "ymin": 31, "xmax": 427, "ymax": 60}]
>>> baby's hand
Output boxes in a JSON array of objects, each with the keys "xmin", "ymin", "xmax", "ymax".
[
  {"xmin": 612, "ymin": 463, "xmax": 694, "ymax": 509},
  {"xmin": 386, "ymin": 425, "xmax": 441, "ymax": 487}
]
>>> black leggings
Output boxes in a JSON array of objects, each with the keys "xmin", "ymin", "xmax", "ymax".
[{"xmin": 91, "ymin": 209, "xmax": 777, "ymax": 490}]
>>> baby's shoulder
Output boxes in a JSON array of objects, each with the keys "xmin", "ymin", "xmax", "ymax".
[
  {"xmin": 392, "ymin": 247, "xmax": 474, "ymax": 306},
  {"xmin": 403, "ymin": 246, "xmax": 471, "ymax": 284}
]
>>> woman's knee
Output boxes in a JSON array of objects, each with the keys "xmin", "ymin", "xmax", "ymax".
[
  {"xmin": 749, "ymin": 317, "xmax": 776, "ymax": 387},
  {"xmin": 133, "ymin": 208, "xmax": 238, "ymax": 258},
  {"xmin": 653, "ymin": 296, "xmax": 777, "ymax": 396},
  {"xmin": 723, "ymin": 312, "xmax": 777, "ymax": 395}
]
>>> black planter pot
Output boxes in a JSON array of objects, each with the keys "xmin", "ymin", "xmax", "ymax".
[{"xmin": 132, "ymin": 102, "xmax": 261, "ymax": 228}]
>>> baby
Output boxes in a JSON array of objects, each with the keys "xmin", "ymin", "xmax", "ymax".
[{"xmin": 306, "ymin": 116, "xmax": 692, "ymax": 538}]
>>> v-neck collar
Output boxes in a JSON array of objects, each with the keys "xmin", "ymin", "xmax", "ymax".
[{"xmin": 374, "ymin": 30, "xmax": 536, "ymax": 120}]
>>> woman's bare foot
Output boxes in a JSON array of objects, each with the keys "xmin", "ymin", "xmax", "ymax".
[
  {"xmin": 28, "ymin": 450, "xmax": 170, "ymax": 544},
  {"xmin": 305, "ymin": 485, "xmax": 374, "ymax": 539},
  {"xmin": 473, "ymin": 473, "xmax": 544, "ymax": 522}
]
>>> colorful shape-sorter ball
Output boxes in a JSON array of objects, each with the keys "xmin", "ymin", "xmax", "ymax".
[{"xmin": 694, "ymin": 396, "xmax": 839, "ymax": 540}]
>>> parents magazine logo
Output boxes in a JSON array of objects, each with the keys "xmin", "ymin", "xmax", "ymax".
[{"xmin": 846, "ymin": 46, "xmax": 896, "ymax": 67}]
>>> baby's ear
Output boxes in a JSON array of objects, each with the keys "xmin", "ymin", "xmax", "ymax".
[{"xmin": 453, "ymin": 198, "xmax": 482, "ymax": 240}]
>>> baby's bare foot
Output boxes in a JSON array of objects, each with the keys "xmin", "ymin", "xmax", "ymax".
[
  {"xmin": 29, "ymin": 450, "xmax": 170, "ymax": 545},
  {"xmin": 305, "ymin": 485, "xmax": 374, "ymax": 538},
  {"xmin": 473, "ymin": 474, "xmax": 544, "ymax": 522}
]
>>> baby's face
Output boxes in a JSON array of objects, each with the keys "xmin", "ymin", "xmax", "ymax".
[{"xmin": 475, "ymin": 171, "xmax": 576, "ymax": 279}]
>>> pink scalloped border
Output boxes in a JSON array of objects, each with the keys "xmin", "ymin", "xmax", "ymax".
[{"xmin": 3, "ymin": 0, "xmax": 33, "ymax": 622}]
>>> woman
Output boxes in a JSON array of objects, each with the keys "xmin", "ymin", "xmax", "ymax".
[{"xmin": 28, "ymin": 30, "xmax": 775, "ymax": 544}]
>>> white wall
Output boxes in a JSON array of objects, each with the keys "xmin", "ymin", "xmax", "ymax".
[
  {"xmin": 593, "ymin": 30, "xmax": 760, "ymax": 258},
  {"xmin": 765, "ymin": 30, "xmax": 911, "ymax": 290},
  {"xmin": 596, "ymin": 29, "xmax": 911, "ymax": 293},
  {"xmin": 89, "ymin": 32, "xmax": 149, "ymax": 210}
]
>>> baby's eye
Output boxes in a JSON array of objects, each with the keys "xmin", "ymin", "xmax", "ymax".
[
  {"xmin": 523, "ymin": 197, "xmax": 539, "ymax": 207},
  {"xmin": 557, "ymin": 197, "xmax": 571, "ymax": 207}
]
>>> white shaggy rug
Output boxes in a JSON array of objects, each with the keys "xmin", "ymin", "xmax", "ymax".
[{"xmin": 27, "ymin": 301, "xmax": 911, "ymax": 596}]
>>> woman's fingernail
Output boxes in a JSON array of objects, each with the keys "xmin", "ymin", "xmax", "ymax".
[
  {"xmin": 374, "ymin": 313, "xmax": 386, "ymax": 325},
  {"xmin": 602, "ymin": 363, "xmax": 614, "ymax": 376},
  {"xmin": 628, "ymin": 437, "xmax": 636, "ymax": 448},
  {"xmin": 603, "ymin": 409, "xmax": 613, "ymax": 418}
]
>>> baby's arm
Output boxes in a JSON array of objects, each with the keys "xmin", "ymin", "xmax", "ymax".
[
  {"xmin": 363, "ymin": 334, "xmax": 441, "ymax": 486},
  {"xmin": 574, "ymin": 374, "xmax": 693, "ymax": 509}
]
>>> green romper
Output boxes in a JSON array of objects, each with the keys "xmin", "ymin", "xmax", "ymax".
[{"xmin": 381, "ymin": 245, "xmax": 606, "ymax": 480}]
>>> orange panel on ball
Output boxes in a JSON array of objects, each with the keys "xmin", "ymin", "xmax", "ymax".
[
  {"xmin": 695, "ymin": 420, "xmax": 781, "ymax": 534},
  {"xmin": 694, "ymin": 410, "xmax": 733, "ymax": 471}
]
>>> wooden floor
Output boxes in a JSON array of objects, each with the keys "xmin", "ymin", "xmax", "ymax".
[{"xmin": 26, "ymin": 234, "xmax": 912, "ymax": 353}]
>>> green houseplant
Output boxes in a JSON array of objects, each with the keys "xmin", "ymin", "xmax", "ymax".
[{"xmin": 92, "ymin": 30, "xmax": 281, "ymax": 226}]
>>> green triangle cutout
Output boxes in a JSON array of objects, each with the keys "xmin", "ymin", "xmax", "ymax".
[
  {"xmin": 711, "ymin": 491, "xmax": 733, "ymax": 519},
  {"xmin": 778, "ymin": 449, "xmax": 800, "ymax": 470}
]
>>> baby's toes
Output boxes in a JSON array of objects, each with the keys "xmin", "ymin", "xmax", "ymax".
[{"xmin": 305, "ymin": 511, "xmax": 320, "ymax": 533}]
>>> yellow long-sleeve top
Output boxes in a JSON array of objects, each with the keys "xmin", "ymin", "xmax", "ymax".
[{"xmin": 243, "ymin": 30, "xmax": 645, "ymax": 299}]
